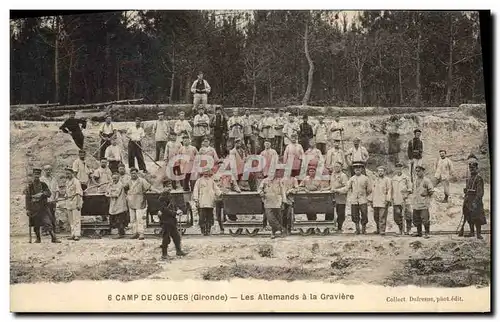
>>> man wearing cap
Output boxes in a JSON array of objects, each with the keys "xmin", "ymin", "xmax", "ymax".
[
  {"xmin": 198, "ymin": 136, "xmax": 220, "ymax": 174},
  {"xmin": 459, "ymin": 160, "xmax": 486, "ymax": 239},
  {"xmin": 391, "ymin": 162, "xmax": 413, "ymax": 235},
  {"xmin": 334, "ymin": 162, "xmax": 372, "ymax": 234},
  {"xmin": 228, "ymin": 109, "xmax": 244, "ymax": 150},
  {"xmin": 412, "ymin": 165, "xmax": 434, "ymax": 238},
  {"xmin": 274, "ymin": 109, "xmax": 287, "ymax": 155},
  {"xmin": 118, "ymin": 164, "xmax": 131, "ymax": 185},
  {"xmin": 214, "ymin": 173, "xmax": 241, "ymax": 232},
  {"xmin": 241, "ymin": 109, "xmax": 256, "ymax": 155},
  {"xmin": 193, "ymin": 168, "xmax": 222, "ymax": 236},
  {"xmin": 212, "ymin": 106, "xmax": 228, "ymax": 157},
  {"xmin": 325, "ymin": 139, "xmax": 346, "ymax": 173},
  {"xmin": 40, "ymin": 165, "xmax": 59, "ymax": 233},
  {"xmin": 152, "ymin": 112, "xmax": 170, "ymax": 162},
  {"xmin": 25, "ymin": 168, "xmax": 61, "ymax": 243},
  {"xmin": 174, "ymin": 111, "xmax": 193, "ymax": 144},
  {"xmin": 407, "ymin": 129, "xmax": 423, "ymax": 182},
  {"xmin": 258, "ymin": 110, "xmax": 276, "ymax": 154},
  {"xmin": 98, "ymin": 115, "xmax": 117, "ymax": 159},
  {"xmin": 283, "ymin": 133, "xmax": 305, "ymax": 179},
  {"xmin": 259, "ymin": 170, "xmax": 287, "ymax": 239},
  {"xmin": 158, "ymin": 190, "xmax": 187, "ymax": 260},
  {"xmin": 304, "ymin": 138, "xmax": 323, "ymax": 171},
  {"xmin": 329, "ymin": 162, "xmax": 349, "ymax": 232},
  {"xmin": 347, "ymin": 138, "xmax": 369, "ymax": 176},
  {"xmin": 191, "ymin": 71, "xmax": 211, "ymax": 112},
  {"xmin": 369, "ymin": 166, "xmax": 392, "ymax": 236},
  {"xmin": 178, "ymin": 135, "xmax": 198, "ymax": 191},
  {"xmin": 193, "ymin": 107, "xmax": 211, "ymax": 150},
  {"xmin": 105, "ymin": 137, "xmax": 124, "ymax": 174},
  {"xmin": 126, "ymin": 117, "xmax": 147, "ymax": 173},
  {"xmin": 105, "ymin": 173, "xmax": 128, "ymax": 238},
  {"xmin": 299, "ymin": 115, "xmax": 314, "ymax": 151},
  {"xmin": 329, "ymin": 116, "xmax": 344, "ymax": 139},
  {"xmin": 434, "ymin": 149, "xmax": 454, "ymax": 203},
  {"xmin": 164, "ymin": 131, "xmax": 183, "ymax": 190},
  {"xmin": 59, "ymin": 111, "xmax": 87, "ymax": 150},
  {"xmin": 260, "ymin": 140, "xmax": 279, "ymax": 178},
  {"xmin": 283, "ymin": 114, "xmax": 300, "ymax": 148},
  {"xmin": 313, "ymin": 116, "xmax": 328, "ymax": 155},
  {"xmin": 63, "ymin": 167, "xmax": 83, "ymax": 241},
  {"xmin": 123, "ymin": 167, "xmax": 152, "ymax": 240},
  {"xmin": 228, "ymin": 137, "xmax": 248, "ymax": 185},
  {"xmin": 298, "ymin": 167, "xmax": 330, "ymax": 221},
  {"xmin": 92, "ymin": 159, "xmax": 113, "ymax": 193},
  {"xmin": 72, "ymin": 150, "xmax": 92, "ymax": 191}
]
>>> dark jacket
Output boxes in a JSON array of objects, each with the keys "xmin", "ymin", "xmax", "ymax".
[
  {"xmin": 60, "ymin": 118, "xmax": 87, "ymax": 134},
  {"xmin": 158, "ymin": 194, "xmax": 177, "ymax": 225},
  {"xmin": 407, "ymin": 138, "xmax": 423, "ymax": 159}
]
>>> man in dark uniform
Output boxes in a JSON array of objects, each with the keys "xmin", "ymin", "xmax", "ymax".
[
  {"xmin": 158, "ymin": 190, "xmax": 188, "ymax": 260},
  {"xmin": 211, "ymin": 106, "xmax": 228, "ymax": 158},
  {"xmin": 25, "ymin": 168, "xmax": 61, "ymax": 243},
  {"xmin": 299, "ymin": 115, "xmax": 314, "ymax": 151},
  {"xmin": 407, "ymin": 129, "xmax": 423, "ymax": 182},
  {"xmin": 60, "ymin": 111, "xmax": 87, "ymax": 150},
  {"xmin": 459, "ymin": 160, "xmax": 486, "ymax": 239}
]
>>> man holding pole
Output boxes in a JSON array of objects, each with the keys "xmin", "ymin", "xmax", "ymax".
[
  {"xmin": 72, "ymin": 150, "xmax": 92, "ymax": 191},
  {"xmin": 152, "ymin": 112, "xmax": 170, "ymax": 162},
  {"xmin": 40, "ymin": 165, "xmax": 59, "ymax": 234},
  {"xmin": 64, "ymin": 167, "xmax": 84, "ymax": 241},
  {"xmin": 126, "ymin": 117, "xmax": 147, "ymax": 173},
  {"xmin": 98, "ymin": 115, "xmax": 116, "ymax": 159}
]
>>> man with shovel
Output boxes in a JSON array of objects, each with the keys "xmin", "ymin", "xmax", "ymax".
[{"xmin": 126, "ymin": 117, "xmax": 147, "ymax": 173}]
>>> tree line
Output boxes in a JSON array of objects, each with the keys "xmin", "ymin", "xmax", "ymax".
[{"xmin": 10, "ymin": 10, "xmax": 485, "ymax": 108}]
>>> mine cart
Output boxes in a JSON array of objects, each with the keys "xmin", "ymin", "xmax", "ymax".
[
  {"xmin": 80, "ymin": 193, "xmax": 112, "ymax": 236},
  {"xmin": 291, "ymin": 191, "xmax": 335, "ymax": 235},
  {"xmin": 145, "ymin": 191, "xmax": 193, "ymax": 235},
  {"xmin": 221, "ymin": 191, "xmax": 265, "ymax": 236}
]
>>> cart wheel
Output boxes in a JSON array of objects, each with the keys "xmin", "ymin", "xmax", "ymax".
[
  {"xmin": 153, "ymin": 229, "xmax": 161, "ymax": 236},
  {"xmin": 315, "ymin": 228, "xmax": 322, "ymax": 234},
  {"xmin": 245, "ymin": 228, "xmax": 259, "ymax": 237},
  {"xmin": 229, "ymin": 229, "xmax": 239, "ymax": 236},
  {"xmin": 321, "ymin": 228, "xmax": 330, "ymax": 236},
  {"xmin": 236, "ymin": 228, "xmax": 243, "ymax": 235},
  {"xmin": 308, "ymin": 228, "xmax": 316, "ymax": 235},
  {"xmin": 299, "ymin": 228, "xmax": 313, "ymax": 236},
  {"xmin": 181, "ymin": 228, "xmax": 187, "ymax": 235}
]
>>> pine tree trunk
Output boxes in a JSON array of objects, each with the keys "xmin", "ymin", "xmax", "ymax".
[
  {"xmin": 302, "ymin": 23, "xmax": 314, "ymax": 106},
  {"xmin": 268, "ymin": 69, "xmax": 273, "ymax": 105},
  {"xmin": 398, "ymin": 50, "xmax": 404, "ymax": 105},
  {"xmin": 357, "ymin": 68, "xmax": 363, "ymax": 106},
  {"xmin": 169, "ymin": 46, "xmax": 175, "ymax": 104},
  {"xmin": 252, "ymin": 68, "xmax": 257, "ymax": 108},
  {"xmin": 445, "ymin": 14, "xmax": 454, "ymax": 106},
  {"xmin": 67, "ymin": 46, "xmax": 73, "ymax": 104},
  {"xmin": 54, "ymin": 17, "xmax": 59, "ymax": 103},
  {"xmin": 116, "ymin": 61, "xmax": 120, "ymax": 101},
  {"xmin": 184, "ymin": 78, "xmax": 190, "ymax": 103},
  {"xmin": 415, "ymin": 26, "xmax": 422, "ymax": 106}
]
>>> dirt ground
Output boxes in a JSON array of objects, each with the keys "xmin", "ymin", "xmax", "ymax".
[{"xmin": 10, "ymin": 108, "xmax": 491, "ymax": 287}]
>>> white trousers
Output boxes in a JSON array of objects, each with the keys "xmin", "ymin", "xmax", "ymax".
[
  {"xmin": 67, "ymin": 208, "xmax": 81, "ymax": 238},
  {"xmin": 129, "ymin": 207, "xmax": 146, "ymax": 235}
]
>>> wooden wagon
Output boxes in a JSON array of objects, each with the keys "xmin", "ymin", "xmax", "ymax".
[
  {"xmin": 81, "ymin": 193, "xmax": 112, "ymax": 236},
  {"xmin": 291, "ymin": 191, "xmax": 336, "ymax": 235},
  {"xmin": 221, "ymin": 191, "xmax": 265, "ymax": 236}
]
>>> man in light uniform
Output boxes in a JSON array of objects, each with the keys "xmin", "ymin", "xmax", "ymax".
[
  {"xmin": 105, "ymin": 173, "xmax": 128, "ymax": 238},
  {"xmin": 274, "ymin": 108, "xmax": 286, "ymax": 155},
  {"xmin": 174, "ymin": 111, "xmax": 192, "ymax": 143},
  {"xmin": 259, "ymin": 170, "xmax": 287, "ymax": 239},
  {"xmin": 152, "ymin": 111, "xmax": 170, "ymax": 162},
  {"xmin": 72, "ymin": 150, "xmax": 92, "ymax": 191},
  {"xmin": 258, "ymin": 110, "xmax": 276, "ymax": 154},
  {"xmin": 434, "ymin": 149, "xmax": 454, "ymax": 203},
  {"xmin": 283, "ymin": 133, "xmax": 304, "ymax": 179},
  {"xmin": 123, "ymin": 167, "xmax": 152, "ymax": 240},
  {"xmin": 164, "ymin": 132, "xmax": 183, "ymax": 190},
  {"xmin": 126, "ymin": 117, "xmax": 147, "ymax": 173},
  {"xmin": 242, "ymin": 109, "xmax": 257, "ymax": 155},
  {"xmin": 193, "ymin": 107, "xmax": 211, "ymax": 150},
  {"xmin": 334, "ymin": 162, "xmax": 372, "ymax": 235},
  {"xmin": 283, "ymin": 114, "xmax": 300, "ymax": 147},
  {"xmin": 346, "ymin": 137, "xmax": 369, "ymax": 176},
  {"xmin": 227, "ymin": 109, "xmax": 244, "ymax": 150},
  {"xmin": 369, "ymin": 166, "xmax": 392, "ymax": 236},
  {"xmin": 178, "ymin": 135, "xmax": 198, "ymax": 191},
  {"xmin": 105, "ymin": 137, "xmax": 124, "ymax": 174},
  {"xmin": 193, "ymin": 169, "xmax": 222, "ymax": 236},
  {"xmin": 98, "ymin": 115, "xmax": 116, "ymax": 159},
  {"xmin": 64, "ymin": 167, "xmax": 83, "ymax": 241},
  {"xmin": 313, "ymin": 115, "xmax": 328, "ymax": 155},
  {"xmin": 40, "ymin": 165, "xmax": 59, "ymax": 234},
  {"xmin": 411, "ymin": 165, "xmax": 434, "ymax": 239},
  {"xmin": 391, "ymin": 162, "xmax": 413, "ymax": 235},
  {"xmin": 329, "ymin": 162, "xmax": 349, "ymax": 232},
  {"xmin": 191, "ymin": 71, "xmax": 211, "ymax": 112},
  {"xmin": 260, "ymin": 140, "xmax": 278, "ymax": 178},
  {"xmin": 93, "ymin": 159, "xmax": 113, "ymax": 193},
  {"xmin": 325, "ymin": 139, "xmax": 346, "ymax": 173}
]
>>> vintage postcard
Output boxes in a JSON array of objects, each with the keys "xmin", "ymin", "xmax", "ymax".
[{"xmin": 9, "ymin": 9, "xmax": 491, "ymax": 313}]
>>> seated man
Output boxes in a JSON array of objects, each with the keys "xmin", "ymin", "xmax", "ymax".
[{"xmin": 298, "ymin": 167, "xmax": 330, "ymax": 221}]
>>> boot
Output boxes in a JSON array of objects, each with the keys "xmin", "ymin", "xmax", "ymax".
[
  {"xmin": 412, "ymin": 224, "xmax": 422, "ymax": 237},
  {"xmin": 138, "ymin": 234, "xmax": 145, "ymax": 240},
  {"xmin": 130, "ymin": 233, "xmax": 139, "ymax": 239},
  {"xmin": 458, "ymin": 227, "xmax": 464, "ymax": 237},
  {"xmin": 361, "ymin": 224, "xmax": 367, "ymax": 235},
  {"xmin": 34, "ymin": 227, "xmax": 41, "ymax": 243},
  {"xmin": 161, "ymin": 245, "xmax": 170, "ymax": 261},
  {"xmin": 405, "ymin": 221, "xmax": 412, "ymax": 235},
  {"xmin": 441, "ymin": 194, "xmax": 449, "ymax": 203},
  {"xmin": 423, "ymin": 224, "xmax": 430, "ymax": 239},
  {"xmin": 205, "ymin": 223, "xmax": 211, "ymax": 236},
  {"xmin": 49, "ymin": 230, "xmax": 61, "ymax": 243},
  {"xmin": 175, "ymin": 244, "xmax": 187, "ymax": 256},
  {"xmin": 476, "ymin": 224, "xmax": 483, "ymax": 240},
  {"xmin": 465, "ymin": 223, "xmax": 475, "ymax": 237},
  {"xmin": 355, "ymin": 223, "xmax": 360, "ymax": 235}
]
